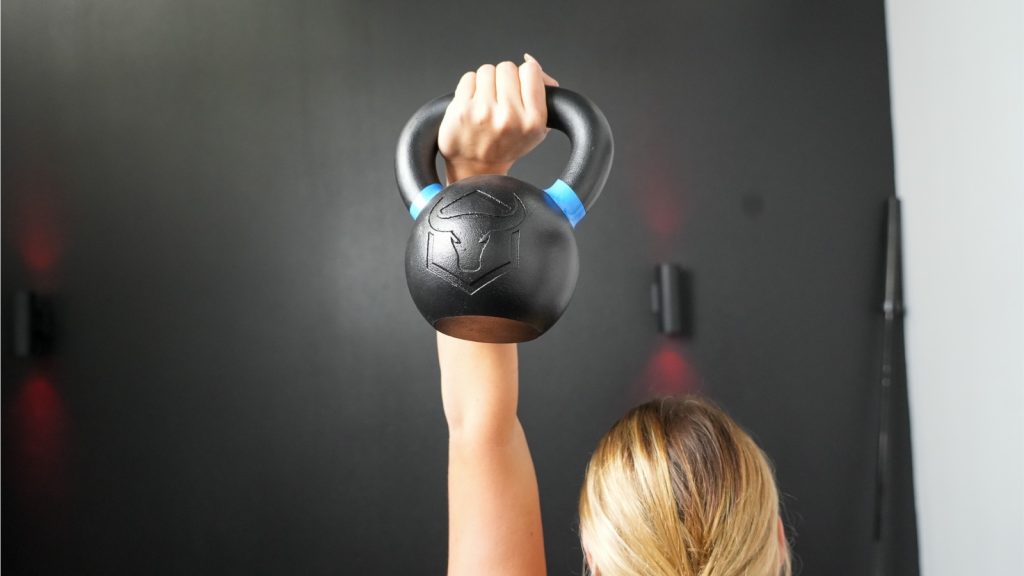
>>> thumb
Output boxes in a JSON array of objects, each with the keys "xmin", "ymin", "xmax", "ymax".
[{"xmin": 524, "ymin": 53, "xmax": 559, "ymax": 87}]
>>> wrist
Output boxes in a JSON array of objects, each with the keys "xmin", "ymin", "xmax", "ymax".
[
  {"xmin": 437, "ymin": 332, "xmax": 520, "ymax": 434},
  {"xmin": 444, "ymin": 159, "xmax": 512, "ymax": 183}
]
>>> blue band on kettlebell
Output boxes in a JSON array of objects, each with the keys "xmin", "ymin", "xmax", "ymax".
[
  {"xmin": 409, "ymin": 183, "xmax": 444, "ymax": 219},
  {"xmin": 544, "ymin": 179, "xmax": 586, "ymax": 228}
]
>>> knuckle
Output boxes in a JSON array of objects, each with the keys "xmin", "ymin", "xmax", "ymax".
[
  {"xmin": 493, "ymin": 105, "xmax": 518, "ymax": 128},
  {"xmin": 523, "ymin": 111, "xmax": 545, "ymax": 132},
  {"xmin": 470, "ymin": 103, "xmax": 491, "ymax": 124},
  {"xmin": 450, "ymin": 103, "xmax": 472, "ymax": 121}
]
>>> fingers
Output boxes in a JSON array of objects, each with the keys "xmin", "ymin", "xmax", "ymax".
[
  {"xmin": 466, "ymin": 56, "xmax": 556, "ymax": 104},
  {"xmin": 519, "ymin": 58, "xmax": 547, "ymax": 127},
  {"xmin": 474, "ymin": 64, "xmax": 496, "ymax": 104},
  {"xmin": 540, "ymin": 69, "xmax": 560, "ymax": 87},
  {"xmin": 495, "ymin": 61, "xmax": 523, "ymax": 108},
  {"xmin": 524, "ymin": 53, "xmax": 559, "ymax": 87},
  {"xmin": 452, "ymin": 71, "xmax": 476, "ymax": 107}
]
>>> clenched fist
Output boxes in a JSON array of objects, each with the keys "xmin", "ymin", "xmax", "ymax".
[{"xmin": 439, "ymin": 54, "xmax": 560, "ymax": 183}]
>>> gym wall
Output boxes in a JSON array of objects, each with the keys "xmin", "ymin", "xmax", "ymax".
[{"xmin": 2, "ymin": 0, "xmax": 918, "ymax": 574}]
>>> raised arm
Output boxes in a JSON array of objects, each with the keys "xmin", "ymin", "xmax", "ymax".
[
  {"xmin": 439, "ymin": 335, "xmax": 544, "ymax": 576},
  {"xmin": 437, "ymin": 56, "xmax": 557, "ymax": 576}
]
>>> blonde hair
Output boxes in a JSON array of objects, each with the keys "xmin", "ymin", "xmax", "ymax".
[{"xmin": 579, "ymin": 396, "xmax": 791, "ymax": 576}]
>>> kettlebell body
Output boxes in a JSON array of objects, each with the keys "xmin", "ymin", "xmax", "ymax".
[
  {"xmin": 396, "ymin": 87, "xmax": 613, "ymax": 343},
  {"xmin": 405, "ymin": 175, "xmax": 578, "ymax": 343}
]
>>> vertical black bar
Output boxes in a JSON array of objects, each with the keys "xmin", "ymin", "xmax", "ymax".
[{"xmin": 874, "ymin": 196, "xmax": 905, "ymax": 575}]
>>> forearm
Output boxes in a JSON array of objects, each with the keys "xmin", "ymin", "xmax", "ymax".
[
  {"xmin": 448, "ymin": 421, "xmax": 546, "ymax": 576},
  {"xmin": 437, "ymin": 332, "xmax": 519, "ymax": 440},
  {"xmin": 437, "ymin": 332, "xmax": 546, "ymax": 576}
]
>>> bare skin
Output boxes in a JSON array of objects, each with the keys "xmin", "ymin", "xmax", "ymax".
[
  {"xmin": 436, "ymin": 58, "xmax": 787, "ymax": 576},
  {"xmin": 437, "ymin": 55, "xmax": 557, "ymax": 576}
]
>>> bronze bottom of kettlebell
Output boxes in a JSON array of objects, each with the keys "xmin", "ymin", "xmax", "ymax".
[{"xmin": 434, "ymin": 315, "xmax": 542, "ymax": 343}]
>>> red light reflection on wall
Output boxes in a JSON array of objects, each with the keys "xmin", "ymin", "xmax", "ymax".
[
  {"xmin": 631, "ymin": 119, "xmax": 688, "ymax": 261},
  {"xmin": 637, "ymin": 175, "xmax": 685, "ymax": 243},
  {"xmin": 638, "ymin": 339, "xmax": 700, "ymax": 397},
  {"xmin": 15, "ymin": 169, "xmax": 63, "ymax": 286},
  {"xmin": 14, "ymin": 369, "xmax": 69, "ymax": 504}
]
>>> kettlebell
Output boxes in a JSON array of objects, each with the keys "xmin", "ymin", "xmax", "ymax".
[{"xmin": 396, "ymin": 87, "xmax": 613, "ymax": 343}]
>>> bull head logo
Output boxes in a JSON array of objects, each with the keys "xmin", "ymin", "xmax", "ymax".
[{"xmin": 425, "ymin": 188, "xmax": 527, "ymax": 294}]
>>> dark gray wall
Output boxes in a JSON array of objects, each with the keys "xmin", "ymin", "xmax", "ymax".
[{"xmin": 3, "ymin": 0, "xmax": 917, "ymax": 574}]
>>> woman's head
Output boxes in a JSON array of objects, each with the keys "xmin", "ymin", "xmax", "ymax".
[{"xmin": 578, "ymin": 396, "xmax": 791, "ymax": 576}]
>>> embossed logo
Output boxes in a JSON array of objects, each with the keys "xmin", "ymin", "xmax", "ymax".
[{"xmin": 425, "ymin": 188, "xmax": 526, "ymax": 294}]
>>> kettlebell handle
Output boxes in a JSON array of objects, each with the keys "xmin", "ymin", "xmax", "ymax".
[{"xmin": 395, "ymin": 86, "xmax": 614, "ymax": 227}]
